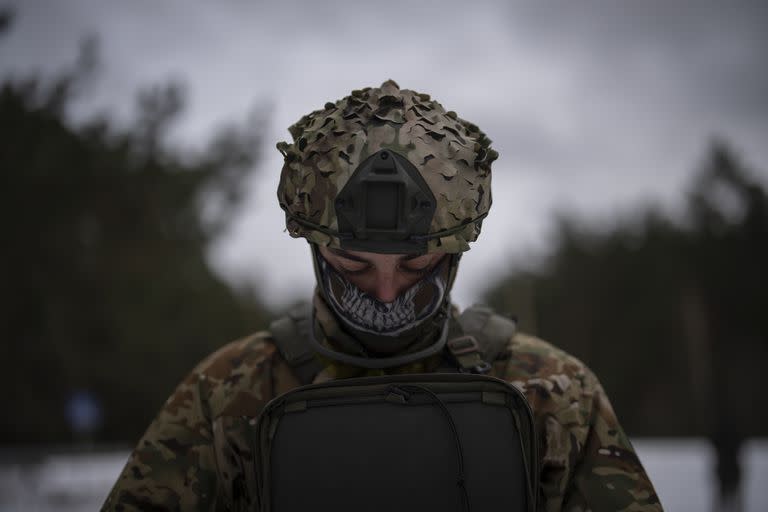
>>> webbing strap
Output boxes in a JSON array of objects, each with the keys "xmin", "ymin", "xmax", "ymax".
[
  {"xmin": 446, "ymin": 335, "xmax": 491, "ymax": 374},
  {"xmin": 269, "ymin": 304, "xmax": 324, "ymax": 385},
  {"xmin": 447, "ymin": 305, "xmax": 516, "ymax": 374}
]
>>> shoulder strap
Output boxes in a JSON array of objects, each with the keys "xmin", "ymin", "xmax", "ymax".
[
  {"xmin": 447, "ymin": 304, "xmax": 516, "ymax": 374},
  {"xmin": 270, "ymin": 303, "xmax": 515, "ymax": 381},
  {"xmin": 269, "ymin": 303, "xmax": 324, "ymax": 385}
]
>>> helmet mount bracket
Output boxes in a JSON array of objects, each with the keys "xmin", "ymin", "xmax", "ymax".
[{"xmin": 335, "ymin": 149, "xmax": 436, "ymax": 254}]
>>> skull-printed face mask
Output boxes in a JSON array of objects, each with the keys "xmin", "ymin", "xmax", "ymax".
[{"xmin": 314, "ymin": 248, "xmax": 452, "ymax": 338}]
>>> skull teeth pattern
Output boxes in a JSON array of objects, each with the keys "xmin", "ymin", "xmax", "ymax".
[
  {"xmin": 319, "ymin": 257, "xmax": 446, "ymax": 337},
  {"xmin": 340, "ymin": 284, "xmax": 418, "ymax": 332}
]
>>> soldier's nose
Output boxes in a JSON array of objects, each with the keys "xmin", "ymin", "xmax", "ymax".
[{"xmin": 371, "ymin": 274, "xmax": 402, "ymax": 303}]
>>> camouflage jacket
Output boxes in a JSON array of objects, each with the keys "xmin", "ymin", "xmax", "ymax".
[{"xmin": 103, "ymin": 318, "xmax": 661, "ymax": 511}]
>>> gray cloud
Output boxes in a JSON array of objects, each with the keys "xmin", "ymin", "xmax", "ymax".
[
  {"xmin": 2, "ymin": 0, "xmax": 766, "ymax": 307},
  {"xmin": 505, "ymin": 1, "xmax": 768, "ymax": 136}
]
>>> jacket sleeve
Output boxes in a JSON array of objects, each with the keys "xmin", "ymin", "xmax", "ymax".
[
  {"xmin": 561, "ymin": 374, "xmax": 662, "ymax": 511},
  {"xmin": 101, "ymin": 333, "xmax": 281, "ymax": 511},
  {"xmin": 101, "ymin": 366, "xmax": 220, "ymax": 512}
]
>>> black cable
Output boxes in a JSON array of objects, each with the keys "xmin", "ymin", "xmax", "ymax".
[{"xmin": 392, "ymin": 385, "xmax": 472, "ymax": 512}]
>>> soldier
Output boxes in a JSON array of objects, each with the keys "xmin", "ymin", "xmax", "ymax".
[{"xmin": 103, "ymin": 80, "xmax": 662, "ymax": 511}]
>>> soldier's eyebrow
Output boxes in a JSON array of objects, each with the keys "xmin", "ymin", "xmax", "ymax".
[
  {"xmin": 328, "ymin": 248, "xmax": 427, "ymax": 263},
  {"xmin": 400, "ymin": 253, "xmax": 428, "ymax": 262},
  {"xmin": 328, "ymin": 249, "xmax": 370, "ymax": 263}
]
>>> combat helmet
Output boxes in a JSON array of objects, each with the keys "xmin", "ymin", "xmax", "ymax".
[
  {"xmin": 276, "ymin": 80, "xmax": 498, "ymax": 369},
  {"xmin": 276, "ymin": 79, "xmax": 497, "ymax": 255}
]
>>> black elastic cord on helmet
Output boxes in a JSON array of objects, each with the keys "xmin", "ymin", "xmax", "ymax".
[
  {"xmin": 283, "ymin": 210, "xmax": 488, "ymax": 243},
  {"xmin": 284, "ymin": 214, "xmax": 355, "ymax": 240},
  {"xmin": 408, "ymin": 211, "xmax": 488, "ymax": 241}
]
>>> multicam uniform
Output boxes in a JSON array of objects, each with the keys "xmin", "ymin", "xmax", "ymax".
[
  {"xmin": 103, "ymin": 81, "xmax": 661, "ymax": 511},
  {"xmin": 102, "ymin": 304, "xmax": 660, "ymax": 511}
]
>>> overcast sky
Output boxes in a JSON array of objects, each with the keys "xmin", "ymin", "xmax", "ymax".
[{"xmin": 3, "ymin": 0, "xmax": 767, "ymax": 308}]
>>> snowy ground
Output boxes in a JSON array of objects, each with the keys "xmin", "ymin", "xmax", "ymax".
[{"xmin": 0, "ymin": 439, "xmax": 766, "ymax": 511}]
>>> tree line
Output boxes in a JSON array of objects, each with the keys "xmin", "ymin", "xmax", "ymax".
[
  {"xmin": 0, "ymin": 23, "xmax": 271, "ymax": 443},
  {"xmin": 483, "ymin": 141, "xmax": 767, "ymax": 438}
]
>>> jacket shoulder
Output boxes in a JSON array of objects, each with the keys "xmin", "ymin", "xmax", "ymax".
[
  {"xmin": 191, "ymin": 330, "xmax": 286, "ymax": 419},
  {"xmin": 501, "ymin": 334, "xmax": 661, "ymax": 511},
  {"xmin": 504, "ymin": 331, "xmax": 595, "ymax": 384},
  {"xmin": 500, "ymin": 332, "xmax": 600, "ymax": 434},
  {"xmin": 194, "ymin": 330, "xmax": 275, "ymax": 377}
]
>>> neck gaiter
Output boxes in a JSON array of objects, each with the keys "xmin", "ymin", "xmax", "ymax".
[
  {"xmin": 311, "ymin": 245, "xmax": 459, "ymax": 360},
  {"xmin": 315, "ymin": 250, "xmax": 450, "ymax": 337}
]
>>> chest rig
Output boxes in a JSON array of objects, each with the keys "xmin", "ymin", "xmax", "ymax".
[{"xmin": 256, "ymin": 305, "xmax": 538, "ymax": 512}]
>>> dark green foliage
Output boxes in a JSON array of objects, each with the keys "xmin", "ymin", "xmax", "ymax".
[
  {"xmin": 0, "ymin": 45, "xmax": 271, "ymax": 443},
  {"xmin": 484, "ymin": 141, "xmax": 768, "ymax": 436}
]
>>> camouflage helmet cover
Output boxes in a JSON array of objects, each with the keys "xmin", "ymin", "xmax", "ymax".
[{"xmin": 276, "ymin": 80, "xmax": 497, "ymax": 253}]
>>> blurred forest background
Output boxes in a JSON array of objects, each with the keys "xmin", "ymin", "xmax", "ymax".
[
  {"xmin": 484, "ymin": 143, "xmax": 768, "ymax": 440},
  {"xmin": 1, "ymin": 5, "xmax": 766, "ymax": 455},
  {"xmin": 0, "ymin": 12, "xmax": 272, "ymax": 445}
]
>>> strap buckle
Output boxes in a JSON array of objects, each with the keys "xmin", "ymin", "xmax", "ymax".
[
  {"xmin": 464, "ymin": 361, "xmax": 492, "ymax": 375},
  {"xmin": 447, "ymin": 335, "xmax": 480, "ymax": 355},
  {"xmin": 446, "ymin": 335, "xmax": 492, "ymax": 375}
]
